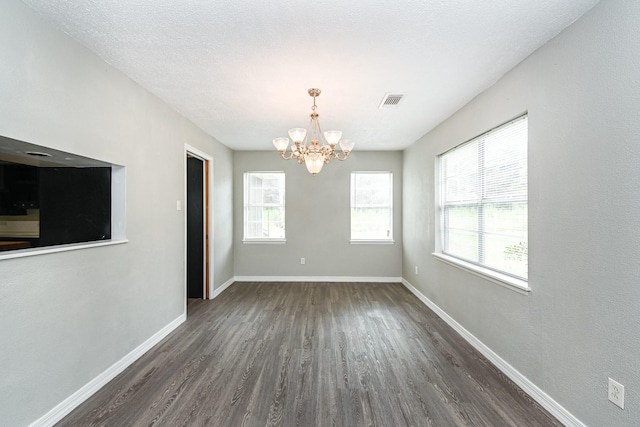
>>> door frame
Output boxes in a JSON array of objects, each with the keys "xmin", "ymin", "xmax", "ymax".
[{"xmin": 184, "ymin": 144, "xmax": 214, "ymax": 304}]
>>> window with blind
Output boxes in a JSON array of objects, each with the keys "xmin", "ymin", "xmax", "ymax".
[
  {"xmin": 243, "ymin": 172, "xmax": 285, "ymax": 241},
  {"xmin": 439, "ymin": 115, "xmax": 528, "ymax": 280},
  {"xmin": 351, "ymin": 172, "xmax": 393, "ymax": 242}
]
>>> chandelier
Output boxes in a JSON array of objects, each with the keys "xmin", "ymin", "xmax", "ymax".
[{"xmin": 272, "ymin": 88, "xmax": 355, "ymax": 175}]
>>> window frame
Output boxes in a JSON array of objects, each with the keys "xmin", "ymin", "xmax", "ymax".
[
  {"xmin": 350, "ymin": 171, "xmax": 394, "ymax": 244},
  {"xmin": 435, "ymin": 115, "xmax": 529, "ymax": 293},
  {"xmin": 242, "ymin": 171, "xmax": 286, "ymax": 244}
]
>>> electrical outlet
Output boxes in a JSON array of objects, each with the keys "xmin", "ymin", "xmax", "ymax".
[
  {"xmin": 300, "ymin": 257, "xmax": 305, "ymax": 265},
  {"xmin": 176, "ymin": 200, "xmax": 182, "ymax": 211},
  {"xmin": 608, "ymin": 378, "xmax": 625, "ymax": 409},
  {"xmin": 415, "ymin": 266, "xmax": 419, "ymax": 275}
]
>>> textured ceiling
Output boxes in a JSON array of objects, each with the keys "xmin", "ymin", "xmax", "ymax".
[{"xmin": 21, "ymin": 0, "xmax": 599, "ymax": 151}]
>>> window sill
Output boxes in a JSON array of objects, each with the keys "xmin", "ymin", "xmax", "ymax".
[
  {"xmin": 432, "ymin": 252, "xmax": 530, "ymax": 295},
  {"xmin": 242, "ymin": 239, "xmax": 286, "ymax": 244},
  {"xmin": 350, "ymin": 239, "xmax": 395, "ymax": 245},
  {"xmin": 0, "ymin": 239, "xmax": 128, "ymax": 261}
]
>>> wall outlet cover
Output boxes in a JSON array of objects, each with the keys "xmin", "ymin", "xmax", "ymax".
[{"xmin": 608, "ymin": 377, "xmax": 625, "ymax": 409}]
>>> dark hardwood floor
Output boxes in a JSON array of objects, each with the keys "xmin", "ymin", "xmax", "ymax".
[{"xmin": 57, "ymin": 282, "xmax": 560, "ymax": 426}]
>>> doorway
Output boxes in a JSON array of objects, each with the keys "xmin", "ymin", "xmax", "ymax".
[{"xmin": 185, "ymin": 147, "xmax": 212, "ymax": 303}]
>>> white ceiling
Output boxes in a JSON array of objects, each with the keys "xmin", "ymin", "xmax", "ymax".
[{"xmin": 21, "ymin": 0, "xmax": 599, "ymax": 151}]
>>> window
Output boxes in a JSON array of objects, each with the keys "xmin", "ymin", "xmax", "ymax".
[
  {"xmin": 350, "ymin": 172, "xmax": 393, "ymax": 242},
  {"xmin": 243, "ymin": 172, "xmax": 285, "ymax": 241},
  {"xmin": 439, "ymin": 115, "xmax": 528, "ymax": 280}
]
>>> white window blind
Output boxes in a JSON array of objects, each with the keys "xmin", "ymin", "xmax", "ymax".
[
  {"xmin": 243, "ymin": 172, "xmax": 285, "ymax": 241},
  {"xmin": 351, "ymin": 172, "xmax": 393, "ymax": 241},
  {"xmin": 440, "ymin": 115, "xmax": 528, "ymax": 279}
]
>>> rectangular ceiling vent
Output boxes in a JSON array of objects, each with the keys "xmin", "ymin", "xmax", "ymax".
[{"xmin": 378, "ymin": 93, "xmax": 404, "ymax": 109}]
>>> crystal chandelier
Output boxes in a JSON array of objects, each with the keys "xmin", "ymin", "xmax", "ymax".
[{"xmin": 273, "ymin": 88, "xmax": 355, "ymax": 175}]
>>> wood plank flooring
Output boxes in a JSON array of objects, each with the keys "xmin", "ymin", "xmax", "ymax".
[{"xmin": 57, "ymin": 282, "xmax": 561, "ymax": 427}]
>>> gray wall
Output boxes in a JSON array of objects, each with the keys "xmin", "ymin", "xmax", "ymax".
[
  {"xmin": 402, "ymin": 0, "xmax": 640, "ymax": 425},
  {"xmin": 234, "ymin": 151, "xmax": 402, "ymax": 279},
  {"xmin": 0, "ymin": 2, "xmax": 233, "ymax": 426}
]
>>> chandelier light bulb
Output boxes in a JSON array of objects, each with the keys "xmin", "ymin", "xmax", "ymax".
[
  {"xmin": 272, "ymin": 137, "xmax": 290, "ymax": 151},
  {"xmin": 288, "ymin": 128, "xmax": 307, "ymax": 143},
  {"xmin": 304, "ymin": 152, "xmax": 325, "ymax": 175},
  {"xmin": 340, "ymin": 139, "xmax": 355, "ymax": 153},
  {"xmin": 324, "ymin": 130, "xmax": 342, "ymax": 146}
]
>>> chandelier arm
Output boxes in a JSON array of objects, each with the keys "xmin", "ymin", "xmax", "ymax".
[
  {"xmin": 334, "ymin": 151, "xmax": 351, "ymax": 161},
  {"xmin": 304, "ymin": 116, "xmax": 316, "ymax": 147},
  {"xmin": 296, "ymin": 143, "xmax": 308, "ymax": 164},
  {"xmin": 314, "ymin": 117, "xmax": 328, "ymax": 147}
]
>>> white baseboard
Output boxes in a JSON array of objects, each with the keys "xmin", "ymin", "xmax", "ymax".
[
  {"xmin": 401, "ymin": 279, "xmax": 584, "ymax": 427},
  {"xmin": 212, "ymin": 276, "xmax": 236, "ymax": 298},
  {"xmin": 29, "ymin": 313, "xmax": 187, "ymax": 427},
  {"xmin": 233, "ymin": 275, "xmax": 402, "ymax": 283}
]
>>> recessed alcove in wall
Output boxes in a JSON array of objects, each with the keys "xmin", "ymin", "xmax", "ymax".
[{"xmin": 0, "ymin": 135, "xmax": 125, "ymax": 253}]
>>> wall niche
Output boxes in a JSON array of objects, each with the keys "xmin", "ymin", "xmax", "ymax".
[{"xmin": 0, "ymin": 135, "xmax": 119, "ymax": 252}]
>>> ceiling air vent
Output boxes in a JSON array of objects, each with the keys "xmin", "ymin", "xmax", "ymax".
[{"xmin": 378, "ymin": 93, "xmax": 404, "ymax": 109}]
